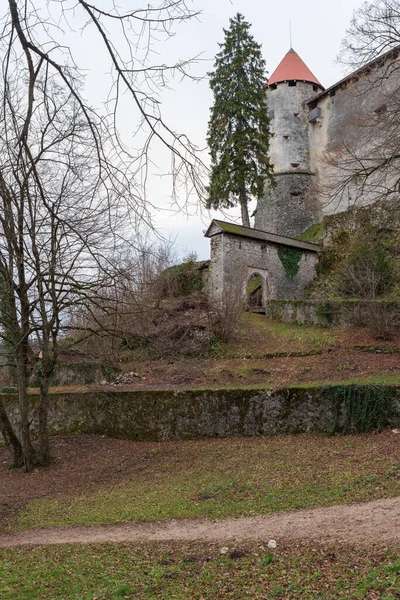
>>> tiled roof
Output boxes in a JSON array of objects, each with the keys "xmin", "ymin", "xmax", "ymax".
[{"xmin": 268, "ymin": 48, "xmax": 323, "ymax": 89}]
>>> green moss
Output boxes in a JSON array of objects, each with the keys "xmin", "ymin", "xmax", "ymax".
[
  {"xmin": 295, "ymin": 222, "xmax": 323, "ymax": 243},
  {"xmin": 247, "ymin": 273, "xmax": 262, "ymax": 294},
  {"xmin": 217, "ymin": 222, "xmax": 245, "ymax": 235}
]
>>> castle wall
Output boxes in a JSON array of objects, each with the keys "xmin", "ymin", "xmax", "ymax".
[
  {"xmin": 309, "ymin": 51, "xmax": 400, "ymax": 216},
  {"xmin": 257, "ymin": 49, "xmax": 400, "ymax": 233},
  {"xmin": 209, "ymin": 233, "xmax": 318, "ymax": 305},
  {"xmin": 3, "ymin": 384, "xmax": 398, "ymax": 442}
]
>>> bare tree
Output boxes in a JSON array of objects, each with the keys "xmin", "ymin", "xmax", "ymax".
[
  {"xmin": 0, "ymin": 78, "xmax": 135, "ymax": 469},
  {"xmin": 66, "ymin": 238, "xmax": 179, "ymax": 361},
  {"xmin": 339, "ymin": 0, "xmax": 400, "ymax": 69},
  {"xmin": 0, "ymin": 1, "xmax": 205, "ymax": 471}
]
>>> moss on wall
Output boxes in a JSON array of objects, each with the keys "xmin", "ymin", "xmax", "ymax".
[
  {"xmin": 266, "ymin": 299, "xmax": 400, "ymax": 327},
  {"xmin": 295, "ymin": 222, "xmax": 324, "ymax": 244},
  {"xmin": 1, "ymin": 382, "xmax": 399, "ymax": 441},
  {"xmin": 160, "ymin": 259, "xmax": 210, "ymax": 298}
]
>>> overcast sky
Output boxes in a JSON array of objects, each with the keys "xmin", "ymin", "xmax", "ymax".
[
  {"xmin": 69, "ymin": 0, "xmax": 365, "ymax": 261},
  {"xmin": 135, "ymin": 0, "xmax": 364, "ymax": 261}
]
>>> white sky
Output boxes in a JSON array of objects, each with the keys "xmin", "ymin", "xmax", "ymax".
[
  {"xmin": 52, "ymin": 0, "xmax": 365, "ymax": 261},
  {"xmin": 140, "ymin": 0, "xmax": 365, "ymax": 260}
]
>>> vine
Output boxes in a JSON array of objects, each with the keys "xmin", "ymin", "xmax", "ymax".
[
  {"xmin": 327, "ymin": 384, "xmax": 396, "ymax": 434},
  {"xmin": 277, "ymin": 247, "xmax": 303, "ymax": 280}
]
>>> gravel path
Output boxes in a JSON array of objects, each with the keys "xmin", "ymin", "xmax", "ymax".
[{"xmin": 1, "ymin": 496, "xmax": 399, "ymax": 548}]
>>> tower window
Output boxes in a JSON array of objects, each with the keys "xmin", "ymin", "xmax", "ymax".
[
  {"xmin": 283, "ymin": 135, "xmax": 289, "ymax": 140},
  {"xmin": 270, "ymin": 83, "xmax": 277, "ymax": 90},
  {"xmin": 313, "ymin": 85, "xmax": 319, "ymax": 92},
  {"xmin": 291, "ymin": 163, "xmax": 299, "ymax": 168},
  {"xmin": 288, "ymin": 80, "xmax": 297, "ymax": 87}
]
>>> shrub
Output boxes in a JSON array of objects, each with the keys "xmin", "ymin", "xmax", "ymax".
[
  {"xmin": 207, "ymin": 286, "xmax": 243, "ymax": 344},
  {"xmin": 339, "ymin": 244, "xmax": 395, "ymax": 299}
]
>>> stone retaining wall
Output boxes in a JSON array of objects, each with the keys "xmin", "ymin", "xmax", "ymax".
[
  {"xmin": 1, "ymin": 384, "xmax": 399, "ymax": 443},
  {"xmin": 266, "ymin": 299, "xmax": 400, "ymax": 327}
]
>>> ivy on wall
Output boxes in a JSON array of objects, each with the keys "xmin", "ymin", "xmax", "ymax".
[
  {"xmin": 278, "ymin": 246, "xmax": 303, "ymax": 280},
  {"xmin": 327, "ymin": 384, "xmax": 396, "ymax": 434}
]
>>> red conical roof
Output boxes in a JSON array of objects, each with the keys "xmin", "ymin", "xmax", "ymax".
[{"xmin": 268, "ymin": 48, "xmax": 323, "ymax": 88}]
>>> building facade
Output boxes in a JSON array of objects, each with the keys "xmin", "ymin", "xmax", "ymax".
[{"xmin": 206, "ymin": 46, "xmax": 400, "ymax": 306}]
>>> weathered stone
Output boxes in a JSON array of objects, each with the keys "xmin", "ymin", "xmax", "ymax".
[
  {"xmin": 208, "ymin": 230, "xmax": 319, "ymax": 306},
  {"xmin": 1, "ymin": 383, "xmax": 399, "ymax": 443}
]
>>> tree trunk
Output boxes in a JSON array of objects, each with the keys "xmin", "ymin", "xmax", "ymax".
[
  {"xmin": 239, "ymin": 188, "xmax": 250, "ymax": 228},
  {"xmin": 0, "ymin": 398, "xmax": 23, "ymax": 467},
  {"xmin": 16, "ymin": 356, "xmax": 36, "ymax": 472},
  {"xmin": 38, "ymin": 366, "xmax": 51, "ymax": 466}
]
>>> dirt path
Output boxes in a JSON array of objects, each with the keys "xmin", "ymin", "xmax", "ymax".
[{"xmin": 1, "ymin": 496, "xmax": 399, "ymax": 548}]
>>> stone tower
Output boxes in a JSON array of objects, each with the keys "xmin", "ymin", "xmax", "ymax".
[{"xmin": 255, "ymin": 49, "xmax": 324, "ymax": 238}]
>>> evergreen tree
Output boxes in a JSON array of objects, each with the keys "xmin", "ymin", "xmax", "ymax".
[{"xmin": 206, "ymin": 13, "xmax": 274, "ymax": 227}]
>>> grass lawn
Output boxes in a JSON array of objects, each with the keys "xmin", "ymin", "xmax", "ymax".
[
  {"xmin": 221, "ymin": 313, "xmax": 341, "ymax": 357},
  {"xmin": 16, "ymin": 433, "xmax": 400, "ymax": 530},
  {"xmin": 1, "ymin": 541, "xmax": 399, "ymax": 599}
]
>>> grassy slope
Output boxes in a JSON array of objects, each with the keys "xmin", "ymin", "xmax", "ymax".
[
  {"xmin": 217, "ymin": 312, "xmax": 340, "ymax": 358},
  {"xmin": 1, "ymin": 541, "xmax": 399, "ymax": 599},
  {"xmin": 17, "ymin": 433, "xmax": 400, "ymax": 530}
]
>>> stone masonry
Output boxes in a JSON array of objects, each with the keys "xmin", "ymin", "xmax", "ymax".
[
  {"xmin": 205, "ymin": 46, "xmax": 400, "ymax": 306},
  {"xmin": 206, "ymin": 220, "xmax": 320, "ymax": 306}
]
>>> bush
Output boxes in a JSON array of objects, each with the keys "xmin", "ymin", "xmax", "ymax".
[
  {"xmin": 339, "ymin": 244, "xmax": 398, "ymax": 339},
  {"xmin": 207, "ymin": 286, "xmax": 243, "ymax": 344},
  {"xmin": 340, "ymin": 244, "xmax": 395, "ymax": 299},
  {"xmin": 160, "ymin": 256, "xmax": 207, "ymax": 298}
]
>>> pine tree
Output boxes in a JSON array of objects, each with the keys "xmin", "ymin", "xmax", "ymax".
[{"xmin": 206, "ymin": 13, "xmax": 274, "ymax": 227}]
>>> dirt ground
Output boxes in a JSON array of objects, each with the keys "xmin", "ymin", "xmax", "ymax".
[
  {"xmin": 1, "ymin": 495, "xmax": 399, "ymax": 548},
  {"xmin": 0, "ymin": 435, "xmax": 143, "ymax": 531},
  {"xmin": 104, "ymin": 350, "xmax": 400, "ymax": 391},
  {"xmin": 1, "ymin": 434, "xmax": 399, "ymax": 548},
  {"xmin": 49, "ymin": 318, "xmax": 400, "ymax": 392},
  {"xmin": 2, "ymin": 320, "xmax": 400, "ymax": 549}
]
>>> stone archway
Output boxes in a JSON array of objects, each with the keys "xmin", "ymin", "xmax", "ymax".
[{"xmin": 246, "ymin": 269, "xmax": 268, "ymax": 312}]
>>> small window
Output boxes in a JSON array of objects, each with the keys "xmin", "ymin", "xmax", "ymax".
[
  {"xmin": 291, "ymin": 163, "xmax": 299, "ymax": 168},
  {"xmin": 269, "ymin": 83, "xmax": 277, "ymax": 90},
  {"xmin": 313, "ymin": 85, "xmax": 319, "ymax": 92},
  {"xmin": 288, "ymin": 80, "xmax": 297, "ymax": 87},
  {"xmin": 283, "ymin": 135, "xmax": 289, "ymax": 140},
  {"xmin": 294, "ymin": 112, "xmax": 299, "ymax": 117}
]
